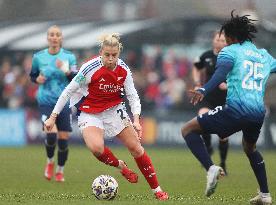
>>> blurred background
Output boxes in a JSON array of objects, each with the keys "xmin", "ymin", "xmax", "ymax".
[{"xmin": 0, "ymin": 0, "xmax": 276, "ymax": 148}]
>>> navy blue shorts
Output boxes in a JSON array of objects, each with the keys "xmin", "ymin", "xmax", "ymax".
[
  {"xmin": 197, "ymin": 105, "xmax": 264, "ymax": 144},
  {"xmin": 39, "ymin": 105, "xmax": 72, "ymax": 132}
]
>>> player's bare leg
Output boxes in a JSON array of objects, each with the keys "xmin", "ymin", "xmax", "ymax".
[
  {"xmin": 117, "ymin": 126, "xmax": 169, "ymax": 200},
  {"xmin": 82, "ymin": 126, "xmax": 138, "ymax": 183}
]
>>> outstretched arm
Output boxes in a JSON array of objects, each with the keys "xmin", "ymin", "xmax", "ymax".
[
  {"xmin": 44, "ymin": 78, "xmax": 81, "ymax": 131},
  {"xmin": 44, "ymin": 58, "xmax": 99, "ymax": 131}
]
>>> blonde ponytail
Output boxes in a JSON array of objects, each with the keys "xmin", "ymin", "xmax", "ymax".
[{"xmin": 98, "ymin": 33, "xmax": 123, "ymax": 51}]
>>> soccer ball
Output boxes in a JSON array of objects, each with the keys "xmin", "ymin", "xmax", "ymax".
[{"xmin": 91, "ymin": 175, "xmax": 118, "ymax": 200}]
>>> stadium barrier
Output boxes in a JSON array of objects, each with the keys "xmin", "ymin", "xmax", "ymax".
[
  {"xmin": 0, "ymin": 108, "xmax": 275, "ymax": 148},
  {"xmin": 0, "ymin": 109, "xmax": 26, "ymax": 146},
  {"xmin": 141, "ymin": 111, "xmax": 276, "ymax": 148}
]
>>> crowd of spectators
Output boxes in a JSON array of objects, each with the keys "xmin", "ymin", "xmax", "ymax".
[{"xmin": 0, "ymin": 46, "xmax": 195, "ymax": 112}]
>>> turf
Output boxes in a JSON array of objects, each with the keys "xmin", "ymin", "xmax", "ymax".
[{"xmin": 0, "ymin": 145, "xmax": 275, "ymax": 205}]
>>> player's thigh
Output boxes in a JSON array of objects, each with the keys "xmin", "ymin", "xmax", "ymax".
[
  {"xmin": 198, "ymin": 105, "xmax": 241, "ymax": 137},
  {"xmin": 78, "ymin": 112, "xmax": 105, "ymax": 154},
  {"xmin": 82, "ymin": 126, "xmax": 105, "ymax": 155},
  {"xmin": 117, "ymin": 126, "xmax": 144, "ymax": 157},
  {"xmin": 40, "ymin": 105, "xmax": 58, "ymax": 133},
  {"xmin": 181, "ymin": 117, "xmax": 203, "ymax": 137},
  {"xmin": 198, "ymin": 107, "xmax": 210, "ymax": 115}
]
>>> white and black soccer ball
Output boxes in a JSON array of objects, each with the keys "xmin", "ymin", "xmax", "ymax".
[{"xmin": 91, "ymin": 175, "xmax": 118, "ymax": 200}]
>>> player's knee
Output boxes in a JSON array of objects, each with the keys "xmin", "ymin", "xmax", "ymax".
[
  {"xmin": 128, "ymin": 144, "xmax": 144, "ymax": 158},
  {"xmin": 58, "ymin": 132, "xmax": 70, "ymax": 140},
  {"xmin": 90, "ymin": 145, "xmax": 104, "ymax": 157},
  {"xmin": 181, "ymin": 124, "xmax": 190, "ymax": 138},
  {"xmin": 242, "ymin": 141, "xmax": 256, "ymax": 155},
  {"xmin": 243, "ymin": 147, "xmax": 256, "ymax": 156},
  {"xmin": 198, "ymin": 108, "xmax": 209, "ymax": 115},
  {"xmin": 219, "ymin": 137, "xmax": 229, "ymax": 143}
]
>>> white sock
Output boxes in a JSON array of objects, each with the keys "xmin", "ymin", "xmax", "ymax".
[
  {"xmin": 56, "ymin": 166, "xmax": 64, "ymax": 173},
  {"xmin": 261, "ymin": 192, "xmax": 271, "ymax": 198},
  {"xmin": 47, "ymin": 157, "xmax": 54, "ymax": 164},
  {"xmin": 152, "ymin": 186, "xmax": 162, "ymax": 193}
]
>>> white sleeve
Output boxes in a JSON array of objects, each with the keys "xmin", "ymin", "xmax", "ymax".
[
  {"xmin": 53, "ymin": 58, "xmax": 102, "ymax": 114},
  {"xmin": 124, "ymin": 69, "xmax": 141, "ymax": 115},
  {"xmin": 52, "ymin": 80, "xmax": 81, "ymax": 114}
]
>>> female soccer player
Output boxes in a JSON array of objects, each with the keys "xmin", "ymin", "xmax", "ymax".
[
  {"xmin": 182, "ymin": 11, "xmax": 274, "ymax": 204},
  {"xmin": 192, "ymin": 31, "xmax": 229, "ymax": 174},
  {"xmin": 44, "ymin": 33, "xmax": 168, "ymax": 200},
  {"xmin": 30, "ymin": 25, "xmax": 77, "ymax": 182}
]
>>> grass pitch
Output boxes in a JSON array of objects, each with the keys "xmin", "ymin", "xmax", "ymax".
[{"xmin": 0, "ymin": 145, "xmax": 275, "ymax": 205}]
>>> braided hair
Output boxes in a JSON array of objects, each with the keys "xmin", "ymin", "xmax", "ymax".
[{"xmin": 220, "ymin": 10, "xmax": 257, "ymax": 44}]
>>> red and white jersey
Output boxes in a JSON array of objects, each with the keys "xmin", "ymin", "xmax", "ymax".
[{"xmin": 53, "ymin": 56, "xmax": 141, "ymax": 115}]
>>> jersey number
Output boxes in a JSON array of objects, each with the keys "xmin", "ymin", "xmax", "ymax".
[
  {"xmin": 242, "ymin": 60, "xmax": 264, "ymax": 91},
  {"xmin": 208, "ymin": 106, "xmax": 222, "ymax": 115},
  {"xmin": 117, "ymin": 109, "xmax": 126, "ymax": 120}
]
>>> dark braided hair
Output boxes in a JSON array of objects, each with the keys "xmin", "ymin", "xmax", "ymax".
[{"xmin": 220, "ymin": 10, "xmax": 257, "ymax": 44}]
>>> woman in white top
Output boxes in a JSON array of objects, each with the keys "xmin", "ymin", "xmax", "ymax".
[{"xmin": 44, "ymin": 33, "xmax": 168, "ymax": 200}]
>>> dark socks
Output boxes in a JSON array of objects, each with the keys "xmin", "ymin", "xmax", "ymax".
[
  {"xmin": 202, "ymin": 134, "xmax": 213, "ymax": 155},
  {"xmin": 219, "ymin": 139, "xmax": 229, "ymax": 165},
  {"xmin": 45, "ymin": 133, "xmax": 57, "ymax": 159},
  {"xmin": 57, "ymin": 139, "xmax": 68, "ymax": 166},
  {"xmin": 247, "ymin": 151, "xmax": 269, "ymax": 193},
  {"xmin": 184, "ymin": 132, "xmax": 214, "ymax": 171}
]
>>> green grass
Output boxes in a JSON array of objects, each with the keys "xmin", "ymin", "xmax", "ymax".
[{"xmin": 0, "ymin": 145, "xmax": 275, "ymax": 205}]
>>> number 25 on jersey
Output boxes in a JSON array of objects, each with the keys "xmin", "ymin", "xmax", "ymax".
[{"xmin": 242, "ymin": 60, "xmax": 264, "ymax": 91}]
